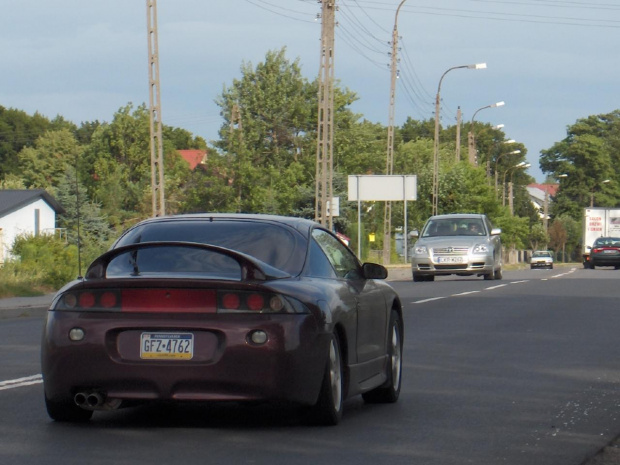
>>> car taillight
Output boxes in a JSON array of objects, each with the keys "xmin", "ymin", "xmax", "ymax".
[
  {"xmin": 56, "ymin": 289, "xmax": 218, "ymax": 313},
  {"xmin": 55, "ymin": 289, "xmax": 308, "ymax": 314},
  {"xmin": 58, "ymin": 290, "xmax": 121, "ymax": 312},
  {"xmin": 217, "ymin": 291, "xmax": 290, "ymax": 313}
]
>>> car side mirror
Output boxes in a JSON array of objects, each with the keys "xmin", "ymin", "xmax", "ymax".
[
  {"xmin": 490, "ymin": 228, "xmax": 501, "ymax": 236},
  {"xmin": 362, "ymin": 263, "xmax": 388, "ymax": 280},
  {"xmin": 409, "ymin": 230, "xmax": 419, "ymax": 238}
]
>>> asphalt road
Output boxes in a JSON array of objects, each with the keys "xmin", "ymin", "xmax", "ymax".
[{"xmin": 1, "ymin": 266, "xmax": 620, "ymax": 465}]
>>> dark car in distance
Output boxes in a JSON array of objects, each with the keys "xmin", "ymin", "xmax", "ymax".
[
  {"xmin": 589, "ymin": 237, "xmax": 620, "ymax": 269},
  {"xmin": 41, "ymin": 214, "xmax": 403, "ymax": 425}
]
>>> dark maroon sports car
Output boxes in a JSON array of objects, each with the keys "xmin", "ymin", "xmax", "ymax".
[{"xmin": 41, "ymin": 214, "xmax": 403, "ymax": 425}]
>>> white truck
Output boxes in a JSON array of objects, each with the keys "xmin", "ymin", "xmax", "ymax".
[{"xmin": 582, "ymin": 207, "xmax": 620, "ymax": 268}]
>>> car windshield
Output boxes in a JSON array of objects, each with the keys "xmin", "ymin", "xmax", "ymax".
[
  {"xmin": 532, "ymin": 251, "xmax": 552, "ymax": 258},
  {"xmin": 422, "ymin": 219, "xmax": 485, "ymax": 237},
  {"xmin": 115, "ymin": 220, "xmax": 306, "ymax": 275},
  {"xmin": 594, "ymin": 237, "xmax": 620, "ymax": 247}
]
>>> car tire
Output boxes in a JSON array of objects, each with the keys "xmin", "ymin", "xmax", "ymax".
[
  {"xmin": 413, "ymin": 274, "xmax": 423, "ymax": 282},
  {"xmin": 362, "ymin": 311, "xmax": 402, "ymax": 404},
  {"xmin": 425, "ymin": 275, "xmax": 435, "ymax": 282},
  {"xmin": 550, "ymin": 264, "xmax": 554, "ymax": 270},
  {"xmin": 494, "ymin": 267, "xmax": 503, "ymax": 280},
  {"xmin": 308, "ymin": 333, "xmax": 344, "ymax": 426},
  {"xmin": 483, "ymin": 272, "xmax": 494, "ymax": 280},
  {"xmin": 45, "ymin": 394, "xmax": 93, "ymax": 422}
]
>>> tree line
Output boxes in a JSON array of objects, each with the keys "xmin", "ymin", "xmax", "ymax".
[{"xmin": 1, "ymin": 47, "xmax": 619, "ymax": 287}]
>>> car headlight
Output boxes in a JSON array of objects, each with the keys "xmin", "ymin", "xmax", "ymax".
[
  {"xmin": 414, "ymin": 245, "xmax": 428, "ymax": 255},
  {"xmin": 473, "ymin": 244, "xmax": 489, "ymax": 254}
]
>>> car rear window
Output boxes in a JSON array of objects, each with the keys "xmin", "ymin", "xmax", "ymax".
[
  {"xmin": 114, "ymin": 220, "xmax": 306, "ymax": 275},
  {"xmin": 106, "ymin": 245, "xmax": 242, "ymax": 280}
]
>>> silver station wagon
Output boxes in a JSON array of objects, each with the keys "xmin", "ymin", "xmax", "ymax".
[{"xmin": 410, "ymin": 214, "xmax": 502, "ymax": 282}]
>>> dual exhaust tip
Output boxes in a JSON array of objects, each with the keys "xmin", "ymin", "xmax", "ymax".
[{"xmin": 74, "ymin": 391, "xmax": 120, "ymax": 410}]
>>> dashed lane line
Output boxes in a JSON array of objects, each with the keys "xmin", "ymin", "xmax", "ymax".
[{"xmin": 0, "ymin": 374, "xmax": 43, "ymax": 391}]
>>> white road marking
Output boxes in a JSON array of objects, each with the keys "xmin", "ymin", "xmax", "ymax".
[
  {"xmin": 0, "ymin": 374, "xmax": 43, "ymax": 391},
  {"xmin": 452, "ymin": 291, "xmax": 480, "ymax": 297},
  {"xmin": 485, "ymin": 284, "xmax": 508, "ymax": 290},
  {"xmin": 413, "ymin": 297, "xmax": 446, "ymax": 304}
]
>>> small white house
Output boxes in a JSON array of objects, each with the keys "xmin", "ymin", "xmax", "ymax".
[{"xmin": 0, "ymin": 189, "xmax": 64, "ymax": 264}]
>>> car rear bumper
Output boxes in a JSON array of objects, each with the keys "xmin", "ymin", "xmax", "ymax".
[
  {"xmin": 591, "ymin": 256, "xmax": 620, "ymax": 267},
  {"xmin": 41, "ymin": 311, "xmax": 328, "ymax": 406}
]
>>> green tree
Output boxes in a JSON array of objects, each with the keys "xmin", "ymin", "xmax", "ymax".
[
  {"xmin": 541, "ymin": 111, "xmax": 620, "ymax": 219},
  {"xmin": 17, "ymin": 129, "xmax": 81, "ymax": 191},
  {"xmin": 0, "ymin": 106, "xmax": 53, "ymax": 178}
]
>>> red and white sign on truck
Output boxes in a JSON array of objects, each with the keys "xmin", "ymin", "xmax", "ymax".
[{"xmin": 582, "ymin": 207, "xmax": 620, "ymax": 268}]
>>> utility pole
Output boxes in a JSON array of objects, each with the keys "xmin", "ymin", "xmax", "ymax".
[
  {"xmin": 383, "ymin": 0, "xmax": 407, "ymax": 265},
  {"xmin": 230, "ymin": 104, "xmax": 244, "ymax": 212},
  {"xmin": 455, "ymin": 107, "xmax": 461, "ymax": 162},
  {"xmin": 315, "ymin": 0, "xmax": 336, "ymax": 230},
  {"xmin": 146, "ymin": 0, "xmax": 165, "ymax": 217}
]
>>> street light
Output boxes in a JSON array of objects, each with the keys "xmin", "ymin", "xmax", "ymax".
[
  {"xmin": 432, "ymin": 62, "xmax": 487, "ymax": 215},
  {"xmin": 494, "ymin": 148, "xmax": 521, "ymax": 195},
  {"xmin": 485, "ymin": 137, "xmax": 514, "ymax": 180},
  {"xmin": 508, "ymin": 163, "xmax": 530, "ymax": 215},
  {"xmin": 383, "ymin": 0, "xmax": 408, "ymax": 266},
  {"xmin": 591, "ymin": 179, "xmax": 610, "ymax": 207},
  {"xmin": 502, "ymin": 161, "xmax": 529, "ymax": 210},
  {"xmin": 468, "ymin": 101, "xmax": 505, "ymax": 165}
]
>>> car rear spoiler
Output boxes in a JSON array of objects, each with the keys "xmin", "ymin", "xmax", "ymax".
[{"xmin": 84, "ymin": 241, "xmax": 291, "ymax": 281}]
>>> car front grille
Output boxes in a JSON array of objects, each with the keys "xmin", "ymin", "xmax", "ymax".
[{"xmin": 432, "ymin": 247, "xmax": 469, "ymax": 255}]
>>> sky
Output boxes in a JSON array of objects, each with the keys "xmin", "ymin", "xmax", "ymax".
[{"xmin": 1, "ymin": 0, "xmax": 619, "ymax": 183}]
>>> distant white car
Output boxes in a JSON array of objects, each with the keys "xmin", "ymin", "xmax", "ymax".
[
  {"xmin": 530, "ymin": 250, "xmax": 554, "ymax": 269},
  {"xmin": 410, "ymin": 214, "xmax": 502, "ymax": 282}
]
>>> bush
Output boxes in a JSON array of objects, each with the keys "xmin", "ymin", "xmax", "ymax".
[{"xmin": 9, "ymin": 234, "xmax": 80, "ymax": 290}]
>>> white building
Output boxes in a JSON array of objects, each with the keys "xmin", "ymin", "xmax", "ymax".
[
  {"xmin": 0, "ymin": 190, "xmax": 64, "ymax": 264},
  {"xmin": 527, "ymin": 183, "xmax": 559, "ymax": 219}
]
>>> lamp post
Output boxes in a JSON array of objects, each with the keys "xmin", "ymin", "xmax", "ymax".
[
  {"xmin": 432, "ymin": 62, "xmax": 487, "ymax": 215},
  {"xmin": 591, "ymin": 179, "xmax": 610, "ymax": 207},
  {"xmin": 494, "ymin": 148, "xmax": 521, "ymax": 196},
  {"xmin": 467, "ymin": 101, "xmax": 505, "ymax": 165},
  {"xmin": 485, "ymin": 135, "xmax": 512, "ymax": 180},
  {"xmin": 502, "ymin": 161, "xmax": 529, "ymax": 209},
  {"xmin": 383, "ymin": 0, "xmax": 408, "ymax": 266},
  {"xmin": 508, "ymin": 163, "xmax": 530, "ymax": 215}
]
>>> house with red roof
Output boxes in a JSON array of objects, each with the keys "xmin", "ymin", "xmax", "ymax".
[{"xmin": 178, "ymin": 149, "xmax": 207, "ymax": 170}]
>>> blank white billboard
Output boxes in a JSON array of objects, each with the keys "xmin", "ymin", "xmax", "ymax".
[{"xmin": 348, "ymin": 175, "xmax": 417, "ymax": 201}]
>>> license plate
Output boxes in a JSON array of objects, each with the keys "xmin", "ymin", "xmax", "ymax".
[
  {"xmin": 603, "ymin": 250, "xmax": 618, "ymax": 254},
  {"xmin": 436, "ymin": 256, "xmax": 463, "ymax": 263},
  {"xmin": 140, "ymin": 332, "xmax": 194, "ymax": 360}
]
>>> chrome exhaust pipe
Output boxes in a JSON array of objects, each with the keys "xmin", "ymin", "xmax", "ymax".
[
  {"xmin": 86, "ymin": 392, "xmax": 105, "ymax": 408},
  {"xmin": 74, "ymin": 392, "xmax": 88, "ymax": 407}
]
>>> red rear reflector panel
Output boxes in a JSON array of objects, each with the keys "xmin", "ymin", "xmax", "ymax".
[{"xmin": 121, "ymin": 289, "xmax": 217, "ymax": 313}]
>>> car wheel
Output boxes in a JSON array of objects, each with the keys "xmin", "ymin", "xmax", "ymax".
[
  {"xmin": 530, "ymin": 265, "xmax": 534, "ymax": 269},
  {"xmin": 413, "ymin": 274, "xmax": 423, "ymax": 282},
  {"xmin": 483, "ymin": 272, "xmax": 494, "ymax": 280},
  {"xmin": 308, "ymin": 333, "xmax": 343, "ymax": 425},
  {"xmin": 550, "ymin": 264, "xmax": 554, "ymax": 270},
  {"xmin": 425, "ymin": 275, "xmax": 435, "ymax": 282},
  {"xmin": 45, "ymin": 394, "xmax": 93, "ymax": 422},
  {"xmin": 362, "ymin": 310, "xmax": 402, "ymax": 404},
  {"xmin": 494, "ymin": 267, "xmax": 503, "ymax": 280}
]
